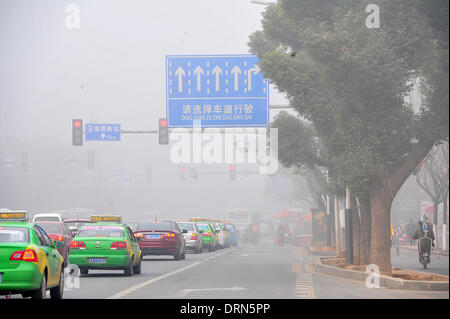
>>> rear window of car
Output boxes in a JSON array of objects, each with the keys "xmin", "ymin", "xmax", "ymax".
[
  {"xmin": 0, "ymin": 227, "xmax": 29, "ymax": 243},
  {"xmin": 34, "ymin": 216, "xmax": 60, "ymax": 222},
  {"xmin": 178, "ymin": 223, "xmax": 194, "ymax": 232},
  {"xmin": 77, "ymin": 225, "xmax": 125, "ymax": 238},
  {"xmin": 136, "ymin": 222, "xmax": 172, "ymax": 231},
  {"xmin": 65, "ymin": 221, "xmax": 91, "ymax": 228},
  {"xmin": 196, "ymin": 223, "xmax": 210, "ymax": 231},
  {"xmin": 36, "ymin": 223, "xmax": 62, "ymax": 234}
]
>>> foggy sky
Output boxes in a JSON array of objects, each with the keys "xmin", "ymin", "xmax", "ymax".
[{"xmin": 0, "ymin": 0, "xmax": 299, "ymax": 221}]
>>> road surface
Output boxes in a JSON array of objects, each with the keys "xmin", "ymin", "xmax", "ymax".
[{"xmin": 49, "ymin": 240, "xmax": 449, "ymax": 299}]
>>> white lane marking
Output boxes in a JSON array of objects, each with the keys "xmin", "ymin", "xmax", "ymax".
[
  {"xmin": 107, "ymin": 248, "xmax": 238, "ymax": 299},
  {"xmin": 294, "ymin": 272, "xmax": 316, "ymax": 299},
  {"xmin": 185, "ymin": 286, "xmax": 247, "ymax": 292},
  {"xmin": 241, "ymin": 253, "xmax": 273, "ymax": 256}
]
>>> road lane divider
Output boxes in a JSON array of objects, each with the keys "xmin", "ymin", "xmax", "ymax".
[{"xmin": 107, "ymin": 248, "xmax": 239, "ymax": 299}]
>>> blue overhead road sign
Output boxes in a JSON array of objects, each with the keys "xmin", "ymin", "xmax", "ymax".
[
  {"xmin": 85, "ymin": 124, "xmax": 121, "ymax": 141},
  {"xmin": 166, "ymin": 55, "xmax": 269, "ymax": 128}
]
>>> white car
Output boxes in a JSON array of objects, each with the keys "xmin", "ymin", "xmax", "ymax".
[
  {"xmin": 177, "ymin": 222, "xmax": 204, "ymax": 253},
  {"xmin": 32, "ymin": 213, "xmax": 64, "ymax": 223}
]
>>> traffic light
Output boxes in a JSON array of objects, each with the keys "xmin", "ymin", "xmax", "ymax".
[
  {"xmin": 179, "ymin": 165, "xmax": 186, "ymax": 181},
  {"xmin": 230, "ymin": 164, "xmax": 236, "ymax": 180},
  {"xmin": 72, "ymin": 119, "xmax": 83, "ymax": 146},
  {"xmin": 87, "ymin": 149, "xmax": 95, "ymax": 170},
  {"xmin": 20, "ymin": 151, "xmax": 28, "ymax": 172},
  {"xmin": 159, "ymin": 118, "xmax": 169, "ymax": 145}
]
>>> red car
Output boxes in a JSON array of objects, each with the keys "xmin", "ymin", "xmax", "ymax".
[
  {"xmin": 35, "ymin": 221, "xmax": 73, "ymax": 266},
  {"xmin": 133, "ymin": 221, "xmax": 187, "ymax": 260}
]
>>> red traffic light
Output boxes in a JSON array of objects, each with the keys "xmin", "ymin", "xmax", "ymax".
[
  {"xmin": 160, "ymin": 119, "xmax": 167, "ymax": 127},
  {"xmin": 230, "ymin": 165, "xmax": 236, "ymax": 171},
  {"xmin": 179, "ymin": 165, "xmax": 185, "ymax": 171},
  {"xmin": 73, "ymin": 120, "xmax": 82, "ymax": 128}
]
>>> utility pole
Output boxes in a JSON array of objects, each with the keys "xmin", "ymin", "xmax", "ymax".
[
  {"xmin": 345, "ymin": 186, "xmax": 354, "ymax": 264},
  {"xmin": 334, "ymin": 196, "xmax": 341, "ymax": 254},
  {"xmin": 326, "ymin": 195, "xmax": 332, "ymax": 247}
]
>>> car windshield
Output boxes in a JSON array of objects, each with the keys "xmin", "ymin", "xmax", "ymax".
[
  {"xmin": 0, "ymin": 227, "xmax": 29, "ymax": 243},
  {"xmin": 178, "ymin": 223, "xmax": 194, "ymax": 232},
  {"xmin": 136, "ymin": 222, "xmax": 172, "ymax": 231},
  {"xmin": 77, "ymin": 225, "xmax": 125, "ymax": 238},
  {"xmin": 36, "ymin": 223, "xmax": 61, "ymax": 234}
]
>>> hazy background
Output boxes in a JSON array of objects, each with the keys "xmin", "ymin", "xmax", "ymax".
[{"xmin": 0, "ymin": 0, "xmax": 303, "ymax": 221}]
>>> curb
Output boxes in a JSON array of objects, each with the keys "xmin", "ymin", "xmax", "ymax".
[
  {"xmin": 313, "ymin": 257, "xmax": 449, "ymax": 291},
  {"xmin": 306, "ymin": 244, "xmax": 338, "ymax": 257}
]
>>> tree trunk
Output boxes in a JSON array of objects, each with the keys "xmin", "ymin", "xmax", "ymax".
[
  {"xmin": 443, "ymin": 199, "xmax": 448, "ymax": 251},
  {"xmin": 433, "ymin": 200, "xmax": 439, "ymax": 248},
  {"xmin": 444, "ymin": 198, "xmax": 448, "ymax": 225},
  {"xmin": 352, "ymin": 198, "xmax": 361, "ymax": 266},
  {"xmin": 369, "ymin": 173, "xmax": 393, "ymax": 274},
  {"xmin": 359, "ymin": 196, "xmax": 371, "ymax": 265},
  {"xmin": 330, "ymin": 199, "xmax": 336, "ymax": 248},
  {"xmin": 369, "ymin": 142, "xmax": 434, "ymax": 274}
]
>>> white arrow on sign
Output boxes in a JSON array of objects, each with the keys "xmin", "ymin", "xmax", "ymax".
[
  {"xmin": 247, "ymin": 64, "xmax": 260, "ymax": 91},
  {"xmin": 212, "ymin": 65, "xmax": 223, "ymax": 91},
  {"xmin": 231, "ymin": 65, "xmax": 241, "ymax": 91},
  {"xmin": 193, "ymin": 66, "xmax": 204, "ymax": 92},
  {"xmin": 100, "ymin": 133, "xmax": 106, "ymax": 140},
  {"xmin": 175, "ymin": 67, "xmax": 185, "ymax": 92}
]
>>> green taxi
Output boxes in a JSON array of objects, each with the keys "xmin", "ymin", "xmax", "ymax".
[
  {"xmin": 0, "ymin": 211, "xmax": 66, "ymax": 299},
  {"xmin": 190, "ymin": 219, "xmax": 219, "ymax": 252},
  {"xmin": 69, "ymin": 215, "xmax": 142, "ymax": 276}
]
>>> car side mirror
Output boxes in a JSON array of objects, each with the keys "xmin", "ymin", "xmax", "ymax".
[
  {"xmin": 53, "ymin": 240, "xmax": 65, "ymax": 249},
  {"xmin": 182, "ymin": 229, "xmax": 188, "ymax": 234}
]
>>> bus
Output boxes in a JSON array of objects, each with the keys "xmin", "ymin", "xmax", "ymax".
[{"xmin": 226, "ymin": 210, "xmax": 252, "ymax": 232}]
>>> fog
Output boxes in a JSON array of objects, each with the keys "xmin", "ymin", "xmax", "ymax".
[{"xmin": 0, "ymin": 0, "xmax": 300, "ymax": 221}]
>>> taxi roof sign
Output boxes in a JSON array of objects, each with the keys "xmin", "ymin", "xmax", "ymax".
[
  {"xmin": 0, "ymin": 211, "xmax": 28, "ymax": 221},
  {"xmin": 189, "ymin": 217, "xmax": 210, "ymax": 222},
  {"xmin": 90, "ymin": 215, "xmax": 122, "ymax": 223}
]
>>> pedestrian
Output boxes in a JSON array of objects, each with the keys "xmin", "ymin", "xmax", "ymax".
[
  {"xmin": 406, "ymin": 219, "xmax": 416, "ymax": 246},
  {"xmin": 423, "ymin": 216, "xmax": 435, "ymax": 247},
  {"xmin": 276, "ymin": 223, "xmax": 287, "ymax": 247},
  {"xmin": 390, "ymin": 223, "xmax": 394, "ymax": 249}
]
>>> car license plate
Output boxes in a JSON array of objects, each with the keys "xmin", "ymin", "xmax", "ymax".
[
  {"xmin": 147, "ymin": 234, "xmax": 160, "ymax": 239},
  {"xmin": 89, "ymin": 258, "xmax": 107, "ymax": 264}
]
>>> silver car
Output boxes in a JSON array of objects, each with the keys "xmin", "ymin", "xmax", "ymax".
[{"xmin": 177, "ymin": 222, "xmax": 204, "ymax": 253}]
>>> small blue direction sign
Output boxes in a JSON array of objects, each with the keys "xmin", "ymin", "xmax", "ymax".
[
  {"xmin": 85, "ymin": 124, "xmax": 121, "ymax": 141},
  {"xmin": 166, "ymin": 55, "xmax": 269, "ymax": 128}
]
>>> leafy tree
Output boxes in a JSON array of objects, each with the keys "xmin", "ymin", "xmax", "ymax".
[
  {"xmin": 416, "ymin": 141, "xmax": 449, "ymax": 247},
  {"xmin": 250, "ymin": 0, "xmax": 448, "ymax": 273},
  {"xmin": 271, "ymin": 112, "xmax": 329, "ymax": 210}
]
